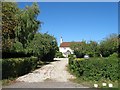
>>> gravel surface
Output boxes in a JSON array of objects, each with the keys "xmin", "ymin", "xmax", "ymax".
[
  {"xmin": 16, "ymin": 58, "xmax": 75, "ymax": 82},
  {"xmin": 3, "ymin": 82, "xmax": 88, "ymax": 88},
  {"xmin": 3, "ymin": 58, "xmax": 89, "ymax": 88}
]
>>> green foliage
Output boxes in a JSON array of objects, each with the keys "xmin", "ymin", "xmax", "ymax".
[
  {"xmin": 99, "ymin": 34, "xmax": 118, "ymax": 57},
  {"xmin": 69, "ymin": 56, "xmax": 119, "ymax": 81},
  {"xmin": 2, "ymin": 56, "xmax": 38, "ymax": 79},
  {"xmin": 70, "ymin": 41, "xmax": 99, "ymax": 58},
  {"xmin": 68, "ymin": 54, "xmax": 76, "ymax": 58},
  {"xmin": 26, "ymin": 33, "xmax": 58, "ymax": 61},
  {"xmin": 0, "ymin": 59, "xmax": 2, "ymax": 78},
  {"xmin": 2, "ymin": 2, "xmax": 19, "ymax": 52},
  {"xmin": 70, "ymin": 34, "xmax": 118, "ymax": 58},
  {"xmin": 2, "ymin": 2, "xmax": 41, "ymax": 53},
  {"xmin": 55, "ymin": 51, "xmax": 64, "ymax": 58},
  {"xmin": 15, "ymin": 3, "xmax": 41, "ymax": 48},
  {"xmin": 2, "ymin": 2, "xmax": 58, "ymax": 66},
  {"xmin": 109, "ymin": 53, "xmax": 118, "ymax": 58},
  {"xmin": 12, "ymin": 41, "xmax": 24, "ymax": 52},
  {"xmin": 75, "ymin": 58, "xmax": 85, "ymax": 61}
]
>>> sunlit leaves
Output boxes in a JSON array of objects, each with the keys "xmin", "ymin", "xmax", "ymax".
[
  {"xmin": 15, "ymin": 3, "xmax": 41, "ymax": 48},
  {"xmin": 70, "ymin": 34, "xmax": 118, "ymax": 57},
  {"xmin": 99, "ymin": 34, "xmax": 118, "ymax": 57},
  {"xmin": 2, "ymin": 2, "xmax": 19, "ymax": 52},
  {"xmin": 2, "ymin": 2, "xmax": 41, "ymax": 52},
  {"xmin": 26, "ymin": 33, "xmax": 58, "ymax": 58}
]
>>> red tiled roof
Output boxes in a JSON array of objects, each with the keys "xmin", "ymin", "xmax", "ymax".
[{"xmin": 60, "ymin": 42, "xmax": 81, "ymax": 47}]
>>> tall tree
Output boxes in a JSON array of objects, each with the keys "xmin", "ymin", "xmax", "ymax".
[
  {"xmin": 15, "ymin": 3, "xmax": 41, "ymax": 48},
  {"xmin": 70, "ymin": 41, "xmax": 87, "ymax": 58},
  {"xmin": 26, "ymin": 33, "xmax": 58, "ymax": 61},
  {"xmin": 2, "ymin": 2, "xmax": 19, "ymax": 52},
  {"xmin": 86, "ymin": 41, "xmax": 98, "ymax": 57},
  {"xmin": 99, "ymin": 33, "xmax": 118, "ymax": 57}
]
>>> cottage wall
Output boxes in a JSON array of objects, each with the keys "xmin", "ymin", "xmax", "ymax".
[{"xmin": 59, "ymin": 47, "xmax": 73, "ymax": 57}]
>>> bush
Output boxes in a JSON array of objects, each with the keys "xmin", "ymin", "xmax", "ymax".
[
  {"xmin": 109, "ymin": 53, "xmax": 118, "ymax": 58},
  {"xmin": 74, "ymin": 51, "xmax": 85, "ymax": 58},
  {"xmin": 69, "ymin": 57, "xmax": 119, "ymax": 81},
  {"xmin": 0, "ymin": 59, "xmax": 2, "ymax": 79},
  {"xmin": 2, "ymin": 52, "xmax": 32, "ymax": 59},
  {"xmin": 26, "ymin": 33, "xmax": 58, "ymax": 61},
  {"xmin": 41, "ymin": 49, "xmax": 56, "ymax": 61},
  {"xmin": 2, "ymin": 56, "xmax": 38, "ymax": 79},
  {"xmin": 99, "ymin": 34, "xmax": 118, "ymax": 57},
  {"xmin": 55, "ymin": 51, "xmax": 64, "ymax": 58},
  {"xmin": 68, "ymin": 54, "xmax": 76, "ymax": 58},
  {"xmin": 12, "ymin": 41, "xmax": 24, "ymax": 52}
]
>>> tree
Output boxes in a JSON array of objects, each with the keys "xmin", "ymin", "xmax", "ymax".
[
  {"xmin": 86, "ymin": 41, "xmax": 98, "ymax": 57},
  {"xmin": 70, "ymin": 40, "xmax": 99, "ymax": 58},
  {"xmin": 99, "ymin": 34, "xmax": 118, "ymax": 57},
  {"xmin": 2, "ymin": 2, "xmax": 19, "ymax": 52},
  {"xmin": 55, "ymin": 51, "xmax": 64, "ymax": 58},
  {"xmin": 15, "ymin": 3, "xmax": 41, "ymax": 48},
  {"xmin": 70, "ymin": 41, "xmax": 87, "ymax": 58},
  {"xmin": 26, "ymin": 33, "xmax": 58, "ymax": 61}
]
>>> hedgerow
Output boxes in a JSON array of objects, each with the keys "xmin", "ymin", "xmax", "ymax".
[
  {"xmin": 2, "ymin": 56, "xmax": 38, "ymax": 79},
  {"xmin": 68, "ymin": 56, "xmax": 119, "ymax": 81}
]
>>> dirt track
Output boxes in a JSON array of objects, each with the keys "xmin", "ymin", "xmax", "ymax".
[
  {"xmin": 3, "ymin": 58, "xmax": 88, "ymax": 88},
  {"xmin": 16, "ymin": 58, "xmax": 75, "ymax": 82}
]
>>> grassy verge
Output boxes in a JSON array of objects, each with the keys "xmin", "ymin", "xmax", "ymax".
[
  {"xmin": 69, "ymin": 77, "xmax": 118, "ymax": 88},
  {"xmin": 1, "ymin": 78, "xmax": 16, "ymax": 86}
]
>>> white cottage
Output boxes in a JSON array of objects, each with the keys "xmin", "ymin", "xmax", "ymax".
[{"xmin": 59, "ymin": 37, "xmax": 74, "ymax": 57}]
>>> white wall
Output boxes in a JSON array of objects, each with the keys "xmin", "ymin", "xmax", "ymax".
[{"xmin": 59, "ymin": 47, "xmax": 74, "ymax": 57}]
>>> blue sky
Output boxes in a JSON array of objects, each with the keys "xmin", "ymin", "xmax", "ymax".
[{"xmin": 18, "ymin": 2, "xmax": 118, "ymax": 45}]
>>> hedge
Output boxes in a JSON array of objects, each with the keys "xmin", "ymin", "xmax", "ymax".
[
  {"xmin": 55, "ymin": 51, "xmax": 64, "ymax": 58},
  {"xmin": 69, "ymin": 56, "xmax": 119, "ymax": 81},
  {"xmin": 2, "ymin": 52, "xmax": 32, "ymax": 59},
  {"xmin": 0, "ymin": 59, "xmax": 2, "ymax": 79},
  {"xmin": 2, "ymin": 56, "xmax": 38, "ymax": 79}
]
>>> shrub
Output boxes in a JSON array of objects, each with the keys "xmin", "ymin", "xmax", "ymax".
[
  {"xmin": 2, "ymin": 52, "xmax": 32, "ymax": 59},
  {"xmin": 55, "ymin": 51, "xmax": 64, "ymax": 58},
  {"xmin": 26, "ymin": 33, "xmax": 58, "ymax": 61},
  {"xmin": 74, "ymin": 51, "xmax": 85, "ymax": 58},
  {"xmin": 2, "ymin": 56, "xmax": 38, "ymax": 79},
  {"xmin": 99, "ymin": 34, "xmax": 118, "ymax": 57},
  {"xmin": 70, "ymin": 41, "xmax": 99, "ymax": 58},
  {"xmin": 69, "ymin": 57, "xmax": 119, "ymax": 81},
  {"xmin": 68, "ymin": 54, "xmax": 76, "ymax": 58},
  {"xmin": 12, "ymin": 41, "xmax": 24, "ymax": 52},
  {"xmin": 109, "ymin": 53, "xmax": 118, "ymax": 58},
  {"xmin": 0, "ymin": 59, "xmax": 2, "ymax": 78}
]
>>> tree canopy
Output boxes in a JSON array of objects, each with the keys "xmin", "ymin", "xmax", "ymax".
[
  {"xmin": 70, "ymin": 34, "xmax": 118, "ymax": 58},
  {"xmin": 2, "ymin": 2, "xmax": 19, "ymax": 52},
  {"xmin": 15, "ymin": 3, "xmax": 41, "ymax": 48},
  {"xmin": 2, "ymin": 2, "xmax": 58, "ymax": 61}
]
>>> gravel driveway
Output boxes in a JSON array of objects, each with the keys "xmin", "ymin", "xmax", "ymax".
[
  {"xmin": 16, "ymin": 58, "xmax": 75, "ymax": 82},
  {"xmin": 3, "ymin": 58, "xmax": 88, "ymax": 88}
]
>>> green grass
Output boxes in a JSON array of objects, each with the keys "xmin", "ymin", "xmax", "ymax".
[
  {"xmin": 1, "ymin": 78, "xmax": 16, "ymax": 86},
  {"xmin": 74, "ymin": 58, "xmax": 85, "ymax": 61},
  {"xmin": 69, "ymin": 77, "xmax": 118, "ymax": 88}
]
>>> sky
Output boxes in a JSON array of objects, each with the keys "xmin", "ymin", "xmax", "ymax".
[{"xmin": 18, "ymin": 2, "xmax": 118, "ymax": 46}]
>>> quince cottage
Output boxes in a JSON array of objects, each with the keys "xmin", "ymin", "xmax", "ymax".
[{"xmin": 59, "ymin": 37, "xmax": 74, "ymax": 57}]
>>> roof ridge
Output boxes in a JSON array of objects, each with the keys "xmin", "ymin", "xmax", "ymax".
[{"xmin": 60, "ymin": 42, "xmax": 81, "ymax": 47}]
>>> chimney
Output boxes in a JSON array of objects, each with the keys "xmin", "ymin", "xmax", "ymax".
[{"xmin": 60, "ymin": 37, "xmax": 63, "ymax": 44}]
